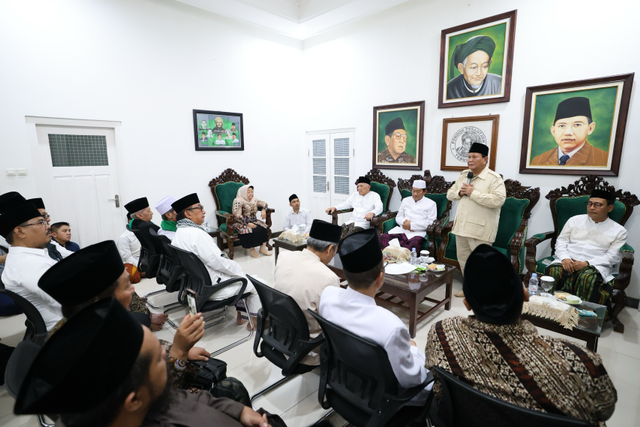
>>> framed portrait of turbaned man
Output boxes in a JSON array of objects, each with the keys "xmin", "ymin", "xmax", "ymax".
[
  {"xmin": 520, "ymin": 73, "xmax": 634, "ymax": 176},
  {"xmin": 373, "ymin": 101, "xmax": 425, "ymax": 171},
  {"xmin": 441, "ymin": 115, "xmax": 499, "ymax": 171},
  {"xmin": 438, "ymin": 10, "xmax": 517, "ymax": 109}
]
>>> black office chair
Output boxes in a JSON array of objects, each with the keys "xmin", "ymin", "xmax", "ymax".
[
  {"xmin": 5, "ymin": 336, "xmax": 55, "ymax": 426},
  {"xmin": 144, "ymin": 232, "xmax": 185, "ymax": 310},
  {"xmin": 430, "ymin": 366, "xmax": 595, "ymax": 427},
  {"xmin": 247, "ymin": 275, "xmax": 326, "ymax": 408},
  {"xmin": 166, "ymin": 245, "xmax": 254, "ymax": 356},
  {"xmin": 0, "ymin": 289, "xmax": 47, "ymax": 344},
  {"xmin": 128, "ymin": 220, "xmax": 163, "ymax": 279},
  {"xmin": 309, "ymin": 311, "xmax": 434, "ymax": 427}
]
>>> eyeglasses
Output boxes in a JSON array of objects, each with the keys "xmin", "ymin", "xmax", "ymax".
[
  {"xmin": 392, "ymin": 133, "xmax": 408, "ymax": 140},
  {"xmin": 587, "ymin": 202, "xmax": 605, "ymax": 208},
  {"xmin": 187, "ymin": 205, "xmax": 204, "ymax": 211},
  {"xmin": 20, "ymin": 219, "xmax": 48, "ymax": 228}
]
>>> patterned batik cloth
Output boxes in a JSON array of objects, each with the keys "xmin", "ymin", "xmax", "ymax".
[
  {"xmin": 544, "ymin": 264, "xmax": 614, "ymax": 309},
  {"xmin": 340, "ymin": 223, "xmax": 364, "ymax": 240},
  {"xmin": 426, "ymin": 316, "xmax": 617, "ymax": 427},
  {"xmin": 379, "ymin": 233, "xmax": 426, "ymax": 253}
]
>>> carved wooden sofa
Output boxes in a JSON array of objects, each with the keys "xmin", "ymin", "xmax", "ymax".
[
  {"xmin": 328, "ymin": 168, "xmax": 396, "ymax": 234},
  {"xmin": 437, "ymin": 179, "xmax": 540, "ymax": 274},
  {"xmin": 380, "ymin": 170, "xmax": 454, "ymax": 256},
  {"xmin": 208, "ymin": 168, "xmax": 275, "ymax": 259},
  {"xmin": 524, "ymin": 175, "xmax": 639, "ymax": 333}
]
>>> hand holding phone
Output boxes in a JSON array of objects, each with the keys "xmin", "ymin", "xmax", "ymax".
[{"xmin": 186, "ymin": 289, "xmax": 198, "ymax": 317}]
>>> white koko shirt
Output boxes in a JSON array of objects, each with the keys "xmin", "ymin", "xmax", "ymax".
[
  {"xmin": 335, "ymin": 191, "xmax": 383, "ymax": 229},
  {"xmin": 283, "ymin": 208, "xmax": 313, "ymax": 234},
  {"xmin": 388, "ymin": 196, "xmax": 438, "ymax": 239},
  {"xmin": 116, "ymin": 228, "xmax": 141, "ymax": 266}
]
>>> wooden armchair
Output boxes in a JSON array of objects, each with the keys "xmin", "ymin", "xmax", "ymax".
[
  {"xmin": 329, "ymin": 168, "xmax": 396, "ymax": 234},
  {"xmin": 524, "ymin": 175, "xmax": 639, "ymax": 333},
  {"xmin": 381, "ymin": 170, "xmax": 454, "ymax": 256},
  {"xmin": 208, "ymin": 168, "xmax": 275, "ymax": 260},
  {"xmin": 437, "ymin": 179, "xmax": 540, "ymax": 274}
]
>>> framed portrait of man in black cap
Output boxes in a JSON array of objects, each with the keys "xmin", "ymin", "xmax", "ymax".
[
  {"xmin": 438, "ymin": 10, "xmax": 517, "ymax": 109},
  {"xmin": 372, "ymin": 101, "xmax": 424, "ymax": 171},
  {"xmin": 519, "ymin": 73, "xmax": 634, "ymax": 176}
]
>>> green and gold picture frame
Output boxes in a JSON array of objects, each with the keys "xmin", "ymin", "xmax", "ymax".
[
  {"xmin": 438, "ymin": 10, "xmax": 517, "ymax": 109},
  {"xmin": 519, "ymin": 73, "xmax": 634, "ymax": 176},
  {"xmin": 373, "ymin": 101, "xmax": 424, "ymax": 171},
  {"xmin": 193, "ymin": 109, "xmax": 244, "ymax": 151}
]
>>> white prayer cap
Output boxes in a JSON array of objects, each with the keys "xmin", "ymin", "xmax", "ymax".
[
  {"xmin": 155, "ymin": 195, "xmax": 177, "ymax": 215},
  {"xmin": 412, "ymin": 180, "xmax": 427, "ymax": 189}
]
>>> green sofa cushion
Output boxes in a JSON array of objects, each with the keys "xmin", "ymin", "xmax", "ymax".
[
  {"xmin": 555, "ymin": 196, "xmax": 626, "ymax": 231},
  {"xmin": 401, "ymin": 190, "xmax": 449, "ymax": 219},
  {"xmin": 494, "ymin": 197, "xmax": 530, "ymax": 248},
  {"xmin": 214, "ymin": 182, "xmax": 245, "ymax": 214},
  {"xmin": 371, "ymin": 182, "xmax": 390, "ymax": 211}
]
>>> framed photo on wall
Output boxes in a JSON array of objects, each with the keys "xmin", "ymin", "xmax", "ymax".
[
  {"xmin": 519, "ymin": 73, "xmax": 634, "ymax": 176},
  {"xmin": 438, "ymin": 10, "xmax": 517, "ymax": 109},
  {"xmin": 441, "ymin": 115, "xmax": 499, "ymax": 171},
  {"xmin": 373, "ymin": 101, "xmax": 424, "ymax": 171},
  {"xmin": 193, "ymin": 109, "xmax": 244, "ymax": 151}
]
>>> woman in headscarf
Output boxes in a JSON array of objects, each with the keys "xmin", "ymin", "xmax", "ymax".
[{"xmin": 231, "ymin": 185, "xmax": 272, "ymax": 258}]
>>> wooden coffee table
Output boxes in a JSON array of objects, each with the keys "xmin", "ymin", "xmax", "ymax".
[
  {"xmin": 327, "ymin": 255, "xmax": 453, "ymax": 338},
  {"xmin": 273, "ymin": 238, "xmax": 307, "ymax": 263},
  {"xmin": 522, "ymin": 299, "xmax": 606, "ymax": 352}
]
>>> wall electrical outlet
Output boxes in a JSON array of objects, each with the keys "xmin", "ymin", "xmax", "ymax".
[
  {"xmin": 5, "ymin": 169, "xmax": 17, "ymax": 177},
  {"xmin": 17, "ymin": 168, "xmax": 27, "ymax": 176}
]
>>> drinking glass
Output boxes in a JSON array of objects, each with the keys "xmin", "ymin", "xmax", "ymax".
[{"xmin": 540, "ymin": 276, "xmax": 554, "ymax": 297}]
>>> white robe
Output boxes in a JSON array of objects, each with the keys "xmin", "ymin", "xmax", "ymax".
[
  {"xmin": 1, "ymin": 246, "xmax": 62, "ymax": 330},
  {"xmin": 335, "ymin": 191, "xmax": 383, "ymax": 229},
  {"xmin": 552, "ymin": 214, "xmax": 628, "ymax": 282},
  {"xmin": 319, "ymin": 286, "xmax": 431, "ymax": 405},
  {"xmin": 116, "ymin": 228, "xmax": 140, "ymax": 266},
  {"xmin": 283, "ymin": 208, "xmax": 313, "ymax": 234},
  {"xmin": 171, "ymin": 226, "xmax": 260, "ymax": 314},
  {"xmin": 158, "ymin": 228, "xmax": 176, "ymax": 241},
  {"xmin": 387, "ymin": 196, "xmax": 438, "ymax": 239}
]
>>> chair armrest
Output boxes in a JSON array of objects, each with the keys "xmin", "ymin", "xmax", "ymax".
[
  {"xmin": 281, "ymin": 334, "xmax": 326, "ymax": 376},
  {"xmin": 615, "ymin": 245, "xmax": 634, "ymax": 291},
  {"xmin": 524, "ymin": 230, "xmax": 555, "ymax": 276},
  {"xmin": 435, "ymin": 221, "xmax": 453, "ymax": 262},
  {"xmin": 263, "ymin": 207, "xmax": 275, "ymax": 228},
  {"xmin": 370, "ymin": 211, "xmax": 397, "ymax": 231},
  {"xmin": 198, "ymin": 277, "xmax": 248, "ymax": 310},
  {"xmin": 372, "ymin": 372, "xmax": 436, "ymax": 427},
  {"xmin": 328, "ymin": 208, "xmax": 353, "ymax": 225}
]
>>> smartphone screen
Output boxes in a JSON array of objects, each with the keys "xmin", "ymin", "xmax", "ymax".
[{"xmin": 186, "ymin": 291, "xmax": 197, "ymax": 316}]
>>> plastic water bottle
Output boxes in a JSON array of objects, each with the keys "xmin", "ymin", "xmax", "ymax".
[
  {"xmin": 410, "ymin": 248, "xmax": 417, "ymax": 265},
  {"xmin": 528, "ymin": 273, "xmax": 539, "ymax": 296}
]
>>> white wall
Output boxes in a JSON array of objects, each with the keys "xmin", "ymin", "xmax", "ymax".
[
  {"xmin": 300, "ymin": 0, "xmax": 640, "ymax": 298},
  {"xmin": 1, "ymin": 0, "xmax": 639, "ymax": 297},
  {"xmin": 0, "ymin": 0, "xmax": 305, "ymax": 230}
]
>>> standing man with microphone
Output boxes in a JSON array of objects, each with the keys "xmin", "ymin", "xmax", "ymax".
[{"xmin": 446, "ymin": 143, "xmax": 506, "ymax": 297}]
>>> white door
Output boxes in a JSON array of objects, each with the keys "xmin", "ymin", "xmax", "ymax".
[
  {"xmin": 307, "ymin": 130, "xmax": 354, "ymax": 220},
  {"xmin": 33, "ymin": 125, "xmax": 122, "ymax": 248}
]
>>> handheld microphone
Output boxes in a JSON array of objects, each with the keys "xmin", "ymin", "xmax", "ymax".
[{"xmin": 466, "ymin": 171, "xmax": 473, "ymax": 185}]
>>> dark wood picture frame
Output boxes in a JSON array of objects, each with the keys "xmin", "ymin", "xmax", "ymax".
[
  {"xmin": 519, "ymin": 73, "xmax": 634, "ymax": 176},
  {"xmin": 372, "ymin": 101, "xmax": 425, "ymax": 171},
  {"xmin": 438, "ymin": 10, "xmax": 517, "ymax": 109},
  {"xmin": 441, "ymin": 115, "xmax": 499, "ymax": 171},
  {"xmin": 193, "ymin": 109, "xmax": 244, "ymax": 151}
]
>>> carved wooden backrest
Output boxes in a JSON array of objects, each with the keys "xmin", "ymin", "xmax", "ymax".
[
  {"xmin": 208, "ymin": 168, "xmax": 250, "ymax": 227},
  {"xmin": 493, "ymin": 179, "xmax": 540, "ymax": 249},
  {"xmin": 546, "ymin": 175, "xmax": 639, "ymax": 248},
  {"xmin": 354, "ymin": 168, "xmax": 396, "ymax": 212},
  {"xmin": 397, "ymin": 170, "xmax": 453, "ymax": 220}
]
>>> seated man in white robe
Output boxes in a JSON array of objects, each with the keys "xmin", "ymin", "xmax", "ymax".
[
  {"xmin": 319, "ymin": 229, "xmax": 431, "ymax": 405},
  {"xmin": 378, "ymin": 179, "xmax": 437, "ymax": 253},
  {"xmin": 544, "ymin": 189, "xmax": 628, "ymax": 309},
  {"xmin": 155, "ymin": 195, "xmax": 178, "ymax": 241},
  {"xmin": 274, "ymin": 219, "xmax": 341, "ymax": 365},
  {"xmin": 325, "ymin": 176, "xmax": 383, "ymax": 240},
  {"xmin": 171, "ymin": 193, "xmax": 261, "ymax": 329},
  {"xmin": 116, "ymin": 197, "xmax": 154, "ymax": 266},
  {"xmin": 0, "ymin": 200, "xmax": 62, "ymax": 330},
  {"xmin": 283, "ymin": 193, "xmax": 313, "ymax": 235},
  {"xmin": 26, "ymin": 197, "xmax": 74, "ymax": 260}
]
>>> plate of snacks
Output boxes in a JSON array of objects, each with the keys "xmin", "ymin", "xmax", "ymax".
[
  {"xmin": 427, "ymin": 263, "xmax": 446, "ymax": 272},
  {"xmin": 555, "ymin": 292, "xmax": 582, "ymax": 305}
]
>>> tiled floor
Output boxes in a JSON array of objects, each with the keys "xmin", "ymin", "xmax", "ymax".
[{"xmin": 1, "ymin": 246, "xmax": 639, "ymax": 426}]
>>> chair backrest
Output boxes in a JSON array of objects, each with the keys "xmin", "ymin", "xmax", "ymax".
[
  {"xmin": 155, "ymin": 235, "xmax": 184, "ymax": 292},
  {"xmin": 247, "ymin": 275, "xmax": 312, "ymax": 369},
  {"xmin": 493, "ymin": 179, "xmax": 540, "ymax": 249},
  {"xmin": 129, "ymin": 221, "xmax": 163, "ymax": 277},
  {"xmin": 208, "ymin": 168, "xmax": 250, "ymax": 227},
  {"xmin": 398, "ymin": 170, "xmax": 454, "ymax": 219},
  {"xmin": 432, "ymin": 366, "xmax": 595, "ymax": 427},
  {"xmin": 358, "ymin": 168, "xmax": 396, "ymax": 212},
  {"xmin": 0, "ymin": 289, "xmax": 47, "ymax": 342},
  {"xmin": 170, "ymin": 245, "xmax": 212, "ymax": 311},
  {"xmin": 309, "ymin": 311, "xmax": 399, "ymax": 416},
  {"xmin": 546, "ymin": 175, "xmax": 639, "ymax": 252},
  {"xmin": 4, "ymin": 339, "xmax": 41, "ymax": 399}
]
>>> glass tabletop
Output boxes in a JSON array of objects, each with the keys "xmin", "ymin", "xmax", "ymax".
[{"xmin": 572, "ymin": 300, "xmax": 607, "ymax": 335}]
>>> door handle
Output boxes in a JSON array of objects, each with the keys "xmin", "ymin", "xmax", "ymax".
[
  {"xmin": 108, "ymin": 194, "xmax": 120, "ymax": 208},
  {"xmin": 326, "ymin": 181, "xmax": 330, "ymax": 191}
]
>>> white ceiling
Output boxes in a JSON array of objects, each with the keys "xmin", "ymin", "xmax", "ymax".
[{"xmin": 175, "ymin": 0, "xmax": 411, "ymax": 40}]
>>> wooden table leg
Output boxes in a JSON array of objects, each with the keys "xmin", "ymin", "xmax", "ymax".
[
  {"xmin": 275, "ymin": 245, "xmax": 280, "ymax": 264},
  {"xmin": 408, "ymin": 296, "xmax": 417, "ymax": 338},
  {"xmin": 445, "ymin": 274, "xmax": 452, "ymax": 310},
  {"xmin": 587, "ymin": 335, "xmax": 598, "ymax": 352}
]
